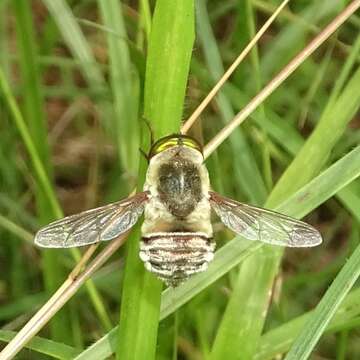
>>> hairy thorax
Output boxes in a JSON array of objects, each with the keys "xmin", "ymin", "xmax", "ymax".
[{"xmin": 141, "ymin": 150, "xmax": 213, "ymax": 236}]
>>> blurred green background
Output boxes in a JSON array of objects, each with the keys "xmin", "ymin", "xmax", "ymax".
[{"xmin": 0, "ymin": 0, "xmax": 360, "ymax": 359}]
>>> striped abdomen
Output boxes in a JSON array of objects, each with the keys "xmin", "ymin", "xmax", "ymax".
[{"xmin": 139, "ymin": 232, "xmax": 215, "ymax": 287}]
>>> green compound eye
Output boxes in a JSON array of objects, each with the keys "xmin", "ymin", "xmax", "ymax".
[{"xmin": 148, "ymin": 134, "xmax": 202, "ymax": 159}]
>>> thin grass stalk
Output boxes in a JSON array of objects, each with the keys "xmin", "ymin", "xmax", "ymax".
[
  {"xmin": 242, "ymin": 0, "xmax": 273, "ymax": 190},
  {"xmin": 0, "ymin": 1, "xmax": 358, "ymax": 358},
  {"xmin": 0, "ymin": 68, "xmax": 62, "ymax": 217},
  {"xmin": 1, "ymin": 43, "xmax": 113, "ymax": 345},
  {"xmin": 195, "ymin": 0, "xmax": 267, "ymax": 205},
  {"xmin": 0, "ymin": 215, "xmax": 33, "ymax": 243},
  {"xmin": 0, "ymin": 330, "xmax": 81, "ymax": 359},
  {"xmin": 255, "ymin": 286, "xmax": 360, "ymax": 360},
  {"xmin": 180, "ymin": 0, "xmax": 289, "ymax": 134},
  {"xmin": 257, "ymin": 0, "xmax": 360, "ymax": 60},
  {"xmin": 0, "ymin": 234, "xmax": 129, "ymax": 360},
  {"xmin": 209, "ymin": 0, "xmax": 274, "ymax": 356},
  {"xmin": 203, "ymin": 0, "xmax": 360, "ymax": 159}
]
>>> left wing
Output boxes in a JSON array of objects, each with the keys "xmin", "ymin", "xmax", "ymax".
[
  {"xmin": 209, "ymin": 191, "xmax": 322, "ymax": 247},
  {"xmin": 34, "ymin": 192, "xmax": 149, "ymax": 248}
]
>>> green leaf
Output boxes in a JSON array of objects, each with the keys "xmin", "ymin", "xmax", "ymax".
[
  {"xmin": 12, "ymin": 0, "xmax": 70, "ymax": 341},
  {"xmin": 115, "ymin": 1, "xmax": 195, "ymax": 360},
  {"xmin": 99, "ymin": 0, "xmax": 140, "ymax": 175},
  {"xmin": 42, "ymin": 0, "xmax": 105, "ymax": 89},
  {"xmin": 284, "ymin": 243, "xmax": 360, "ymax": 359},
  {"xmin": 210, "ymin": 49, "xmax": 360, "ymax": 358},
  {"xmin": 255, "ymin": 287, "xmax": 360, "ymax": 360},
  {"xmin": 143, "ymin": 1, "xmax": 195, "ymax": 137},
  {"xmin": 196, "ymin": 0, "xmax": 267, "ymax": 205},
  {"xmin": 73, "ymin": 144, "xmax": 360, "ymax": 359},
  {"xmin": 0, "ymin": 330, "xmax": 81, "ymax": 360}
]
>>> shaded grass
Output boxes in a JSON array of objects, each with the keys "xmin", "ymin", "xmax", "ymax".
[
  {"xmin": 12, "ymin": 0, "xmax": 70, "ymax": 342},
  {"xmin": 1, "ymin": 1, "xmax": 360, "ymax": 359},
  {"xmin": 196, "ymin": 0, "xmax": 267, "ymax": 205},
  {"xmin": 256, "ymin": 286, "xmax": 360, "ymax": 360},
  {"xmin": 42, "ymin": 0, "xmax": 105, "ymax": 89},
  {"xmin": 209, "ymin": 31, "xmax": 360, "ymax": 359},
  {"xmin": 99, "ymin": 0, "xmax": 139, "ymax": 176},
  {"xmin": 284, "ymin": 241, "xmax": 360, "ymax": 359}
]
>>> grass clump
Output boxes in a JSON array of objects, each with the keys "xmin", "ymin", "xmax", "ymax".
[{"xmin": 1, "ymin": 1, "xmax": 360, "ymax": 359}]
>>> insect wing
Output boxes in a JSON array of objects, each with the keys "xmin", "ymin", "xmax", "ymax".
[
  {"xmin": 209, "ymin": 191, "xmax": 322, "ymax": 247},
  {"xmin": 34, "ymin": 192, "xmax": 149, "ymax": 248}
]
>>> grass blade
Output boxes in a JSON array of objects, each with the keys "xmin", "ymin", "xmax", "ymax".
[
  {"xmin": 73, "ymin": 144, "xmax": 360, "ymax": 359},
  {"xmin": 204, "ymin": 0, "xmax": 360, "ymax": 159},
  {"xmin": 268, "ymin": 68, "xmax": 360, "ymax": 207},
  {"xmin": 0, "ymin": 69, "xmax": 62, "ymax": 217},
  {"xmin": 99, "ymin": 0, "xmax": 139, "ymax": 175},
  {"xmin": 1, "ymin": 62, "xmax": 114, "ymax": 341},
  {"xmin": 196, "ymin": 0, "xmax": 267, "ymax": 205},
  {"xmin": 116, "ymin": 1, "xmax": 195, "ymax": 359},
  {"xmin": 255, "ymin": 287, "xmax": 360, "ymax": 360},
  {"xmin": 181, "ymin": 0, "xmax": 289, "ymax": 133},
  {"xmin": 0, "ymin": 215, "xmax": 33, "ymax": 243},
  {"xmin": 143, "ymin": 1, "xmax": 194, "ymax": 137},
  {"xmin": 0, "ymin": 330, "xmax": 81, "ymax": 360},
  {"xmin": 12, "ymin": 0, "xmax": 71, "ymax": 342},
  {"xmin": 42, "ymin": 0, "xmax": 105, "ymax": 89},
  {"xmin": 2, "ymin": 2, "xmax": 359, "ymax": 359},
  {"xmin": 284, "ymin": 243, "xmax": 360, "ymax": 359},
  {"xmin": 208, "ymin": 26, "xmax": 360, "ymax": 359}
]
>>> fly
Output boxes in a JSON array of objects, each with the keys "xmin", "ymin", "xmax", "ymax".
[{"xmin": 34, "ymin": 134, "xmax": 322, "ymax": 286}]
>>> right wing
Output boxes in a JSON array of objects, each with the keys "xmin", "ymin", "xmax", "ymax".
[
  {"xmin": 34, "ymin": 192, "xmax": 149, "ymax": 248},
  {"xmin": 209, "ymin": 191, "xmax": 322, "ymax": 247}
]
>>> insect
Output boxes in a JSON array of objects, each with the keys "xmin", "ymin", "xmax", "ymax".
[{"xmin": 35, "ymin": 134, "xmax": 322, "ymax": 286}]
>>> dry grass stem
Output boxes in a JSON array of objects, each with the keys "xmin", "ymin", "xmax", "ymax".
[
  {"xmin": 203, "ymin": 0, "xmax": 360, "ymax": 159},
  {"xmin": 70, "ymin": 244, "xmax": 99, "ymax": 280},
  {"xmin": 0, "ymin": 234, "xmax": 129, "ymax": 360},
  {"xmin": 181, "ymin": 0, "xmax": 290, "ymax": 134}
]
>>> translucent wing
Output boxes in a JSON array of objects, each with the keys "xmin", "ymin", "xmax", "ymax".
[
  {"xmin": 209, "ymin": 191, "xmax": 322, "ymax": 247},
  {"xmin": 34, "ymin": 192, "xmax": 149, "ymax": 248}
]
